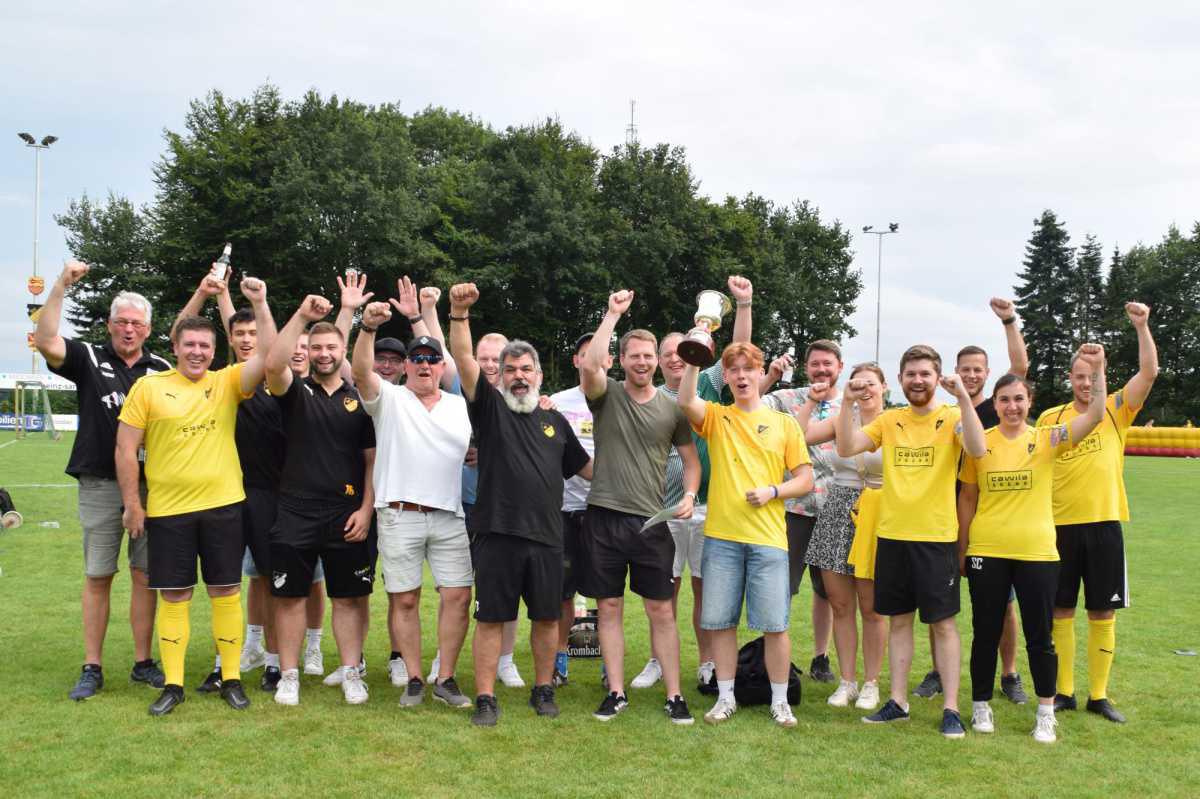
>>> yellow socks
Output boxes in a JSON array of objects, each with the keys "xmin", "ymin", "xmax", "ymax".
[
  {"xmin": 1052, "ymin": 616, "xmax": 1075, "ymax": 697},
  {"xmin": 211, "ymin": 593, "xmax": 244, "ymax": 682},
  {"xmin": 157, "ymin": 598, "xmax": 191, "ymax": 687},
  {"xmin": 1087, "ymin": 617, "xmax": 1116, "ymax": 700}
]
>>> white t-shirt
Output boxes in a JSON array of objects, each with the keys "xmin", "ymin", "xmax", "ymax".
[
  {"xmin": 549, "ymin": 385, "xmax": 595, "ymax": 512},
  {"xmin": 362, "ymin": 380, "xmax": 471, "ymax": 515}
]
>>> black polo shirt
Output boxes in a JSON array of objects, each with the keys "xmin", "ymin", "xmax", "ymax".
[
  {"xmin": 48, "ymin": 338, "xmax": 172, "ymax": 480},
  {"xmin": 467, "ymin": 381, "xmax": 589, "ymax": 547},
  {"xmin": 236, "ymin": 385, "xmax": 286, "ymax": 491},
  {"xmin": 975, "ymin": 396, "xmax": 1000, "ymax": 429},
  {"xmin": 277, "ymin": 376, "xmax": 375, "ymax": 505}
]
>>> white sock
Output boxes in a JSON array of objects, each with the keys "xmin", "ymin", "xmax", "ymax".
[
  {"xmin": 770, "ymin": 681, "xmax": 788, "ymax": 705},
  {"xmin": 244, "ymin": 624, "xmax": 263, "ymax": 649},
  {"xmin": 1037, "ymin": 703, "xmax": 1055, "ymax": 717},
  {"xmin": 717, "ymin": 679, "xmax": 735, "ymax": 703},
  {"xmin": 213, "ymin": 654, "xmax": 221, "ymax": 670},
  {"xmin": 265, "ymin": 652, "xmax": 280, "ymax": 669},
  {"xmin": 306, "ymin": 628, "xmax": 322, "ymax": 649},
  {"xmin": 499, "ymin": 652, "xmax": 514, "ymax": 667}
]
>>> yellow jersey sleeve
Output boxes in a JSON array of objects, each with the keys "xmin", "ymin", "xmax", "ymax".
[
  {"xmin": 958, "ymin": 450, "xmax": 978, "ymax": 484},
  {"xmin": 784, "ymin": 415, "xmax": 809, "ymax": 472},
  {"xmin": 119, "ymin": 377, "xmax": 151, "ymax": 430},
  {"xmin": 862, "ymin": 413, "xmax": 884, "ymax": 450}
]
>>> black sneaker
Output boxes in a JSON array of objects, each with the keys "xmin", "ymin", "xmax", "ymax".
[
  {"xmin": 529, "ymin": 684, "xmax": 560, "ymax": 718},
  {"xmin": 1054, "ymin": 693, "xmax": 1077, "ymax": 712},
  {"xmin": 593, "ymin": 691, "xmax": 628, "ymax": 721},
  {"xmin": 863, "ymin": 698, "xmax": 910, "ymax": 724},
  {"xmin": 69, "ymin": 664, "xmax": 103, "ymax": 701},
  {"xmin": 130, "ymin": 660, "xmax": 165, "ymax": 689},
  {"xmin": 220, "ymin": 679, "xmax": 251, "ymax": 710},
  {"xmin": 914, "ymin": 670, "xmax": 943, "ymax": 698},
  {"xmin": 196, "ymin": 669, "xmax": 223, "ymax": 694},
  {"xmin": 400, "ymin": 677, "xmax": 425, "ymax": 707},
  {"xmin": 149, "ymin": 684, "xmax": 185, "ymax": 716},
  {"xmin": 941, "ymin": 708, "xmax": 967, "ymax": 739},
  {"xmin": 665, "ymin": 694, "xmax": 694, "ymax": 725},
  {"xmin": 261, "ymin": 666, "xmax": 282, "ymax": 693},
  {"xmin": 472, "ymin": 694, "xmax": 500, "ymax": 727},
  {"xmin": 1000, "ymin": 672, "xmax": 1028, "ymax": 705},
  {"xmin": 809, "ymin": 654, "xmax": 835, "ymax": 683},
  {"xmin": 1085, "ymin": 697, "xmax": 1126, "ymax": 724}
]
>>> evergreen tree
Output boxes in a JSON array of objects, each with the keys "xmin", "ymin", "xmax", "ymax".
[
  {"xmin": 1073, "ymin": 234, "xmax": 1105, "ymax": 341},
  {"xmin": 1013, "ymin": 210, "xmax": 1076, "ymax": 409}
]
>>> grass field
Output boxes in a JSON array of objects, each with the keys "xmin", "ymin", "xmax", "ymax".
[{"xmin": 1, "ymin": 431, "xmax": 1197, "ymax": 798}]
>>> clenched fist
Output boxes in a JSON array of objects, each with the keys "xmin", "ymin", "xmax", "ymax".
[
  {"xmin": 1075, "ymin": 342, "xmax": 1106, "ymax": 372},
  {"xmin": 60, "ymin": 260, "xmax": 90, "ymax": 287},
  {"xmin": 449, "ymin": 283, "xmax": 480, "ymax": 312},
  {"xmin": 362, "ymin": 301, "xmax": 392, "ymax": 329},
  {"xmin": 608, "ymin": 290, "xmax": 635, "ymax": 316},
  {"xmin": 989, "ymin": 297, "xmax": 1015, "ymax": 320},
  {"xmin": 299, "ymin": 295, "xmax": 332, "ymax": 322},
  {"xmin": 1125, "ymin": 302, "xmax": 1150, "ymax": 328},
  {"xmin": 240, "ymin": 276, "xmax": 267, "ymax": 303},
  {"xmin": 727, "ymin": 275, "xmax": 753, "ymax": 303}
]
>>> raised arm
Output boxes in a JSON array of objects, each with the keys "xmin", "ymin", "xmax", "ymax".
[
  {"xmin": 677, "ymin": 363, "xmax": 707, "ymax": 427},
  {"xmin": 448, "ymin": 283, "xmax": 482, "ymax": 400},
  {"xmin": 835, "ymin": 381, "xmax": 877, "ymax": 456},
  {"xmin": 267, "ymin": 295, "xmax": 330, "ymax": 396},
  {"xmin": 581, "ymin": 290, "xmax": 634, "ymax": 400},
  {"xmin": 173, "ymin": 272, "xmax": 226, "ymax": 340},
  {"xmin": 1121, "ymin": 302, "xmax": 1158, "ymax": 410},
  {"xmin": 941, "ymin": 372, "xmax": 986, "ymax": 457},
  {"xmin": 334, "ymin": 272, "xmax": 374, "ymax": 342},
  {"xmin": 237, "ymin": 277, "xmax": 275, "ymax": 394},
  {"xmin": 352, "ymin": 302, "xmax": 391, "ymax": 402},
  {"xmin": 115, "ymin": 421, "xmax": 146, "ymax": 538},
  {"xmin": 990, "ymin": 297, "xmax": 1028, "ymax": 378},
  {"xmin": 216, "ymin": 280, "xmax": 236, "ymax": 340},
  {"xmin": 34, "ymin": 261, "xmax": 89, "ymax": 369},
  {"xmin": 1067, "ymin": 344, "xmax": 1108, "ymax": 443},
  {"xmin": 420, "ymin": 286, "xmax": 459, "ymax": 387},
  {"xmin": 759, "ymin": 353, "xmax": 793, "ymax": 396},
  {"xmin": 727, "ymin": 275, "xmax": 753, "ymax": 344}
]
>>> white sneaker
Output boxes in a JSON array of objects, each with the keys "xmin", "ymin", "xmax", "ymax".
[
  {"xmin": 324, "ymin": 657, "xmax": 365, "ymax": 686},
  {"xmin": 703, "ymin": 696, "xmax": 737, "ymax": 724},
  {"xmin": 697, "ymin": 660, "xmax": 716, "ymax": 687},
  {"xmin": 770, "ymin": 700, "xmax": 798, "ymax": 728},
  {"xmin": 855, "ymin": 680, "xmax": 881, "ymax": 710},
  {"xmin": 387, "ymin": 656, "xmax": 409, "ymax": 687},
  {"xmin": 1032, "ymin": 712, "xmax": 1058, "ymax": 744},
  {"xmin": 631, "ymin": 658, "xmax": 662, "ymax": 689},
  {"xmin": 828, "ymin": 679, "xmax": 860, "ymax": 707},
  {"xmin": 303, "ymin": 646, "xmax": 324, "ymax": 676},
  {"xmin": 972, "ymin": 703, "xmax": 995, "ymax": 733},
  {"xmin": 342, "ymin": 667, "xmax": 368, "ymax": 705},
  {"xmin": 274, "ymin": 669, "xmax": 300, "ymax": 706},
  {"xmin": 427, "ymin": 653, "xmax": 441, "ymax": 684},
  {"xmin": 239, "ymin": 643, "xmax": 267, "ymax": 672},
  {"xmin": 497, "ymin": 659, "xmax": 526, "ymax": 688}
]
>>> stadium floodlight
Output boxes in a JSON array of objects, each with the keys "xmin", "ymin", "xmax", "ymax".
[
  {"xmin": 861, "ymin": 222, "xmax": 901, "ymax": 362},
  {"xmin": 41, "ymin": 135, "xmax": 58, "ymax": 146},
  {"xmin": 18, "ymin": 132, "xmax": 35, "ymax": 144}
]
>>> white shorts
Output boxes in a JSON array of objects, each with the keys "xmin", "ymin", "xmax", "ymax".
[
  {"xmin": 669, "ymin": 504, "xmax": 707, "ymax": 579},
  {"xmin": 377, "ymin": 506, "xmax": 473, "ymax": 593}
]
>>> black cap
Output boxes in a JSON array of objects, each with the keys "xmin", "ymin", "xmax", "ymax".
[
  {"xmin": 408, "ymin": 335, "xmax": 443, "ymax": 356},
  {"xmin": 573, "ymin": 332, "xmax": 595, "ymax": 354},
  {"xmin": 375, "ymin": 337, "xmax": 406, "ymax": 357}
]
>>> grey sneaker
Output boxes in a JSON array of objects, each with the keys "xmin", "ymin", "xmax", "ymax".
[
  {"xmin": 399, "ymin": 677, "xmax": 425, "ymax": 707},
  {"xmin": 432, "ymin": 676, "xmax": 471, "ymax": 708},
  {"xmin": 69, "ymin": 664, "xmax": 103, "ymax": 701},
  {"xmin": 472, "ymin": 694, "xmax": 500, "ymax": 726},
  {"xmin": 1001, "ymin": 672, "xmax": 1029, "ymax": 705},
  {"xmin": 913, "ymin": 670, "xmax": 943, "ymax": 698},
  {"xmin": 130, "ymin": 660, "xmax": 165, "ymax": 689},
  {"xmin": 529, "ymin": 684, "xmax": 560, "ymax": 718}
]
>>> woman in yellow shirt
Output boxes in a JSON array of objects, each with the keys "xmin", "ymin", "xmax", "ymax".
[{"xmin": 957, "ymin": 344, "xmax": 1106, "ymax": 743}]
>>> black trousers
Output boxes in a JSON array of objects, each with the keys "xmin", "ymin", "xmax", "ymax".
[{"xmin": 965, "ymin": 556, "xmax": 1059, "ymax": 702}]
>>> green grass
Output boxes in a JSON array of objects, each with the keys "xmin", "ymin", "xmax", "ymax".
[{"xmin": 1, "ymin": 430, "xmax": 1197, "ymax": 798}]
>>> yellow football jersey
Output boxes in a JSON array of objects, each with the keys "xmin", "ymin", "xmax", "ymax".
[
  {"xmin": 1034, "ymin": 390, "xmax": 1140, "ymax": 524},
  {"xmin": 119, "ymin": 364, "xmax": 251, "ymax": 517},
  {"xmin": 862, "ymin": 404, "xmax": 963, "ymax": 542},
  {"xmin": 697, "ymin": 402, "xmax": 808, "ymax": 550},
  {"xmin": 959, "ymin": 424, "xmax": 1075, "ymax": 561}
]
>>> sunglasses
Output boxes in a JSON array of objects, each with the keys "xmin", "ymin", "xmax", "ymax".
[{"xmin": 409, "ymin": 353, "xmax": 443, "ymax": 365}]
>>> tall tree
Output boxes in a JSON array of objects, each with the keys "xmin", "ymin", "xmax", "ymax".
[
  {"xmin": 1073, "ymin": 234, "xmax": 1105, "ymax": 342},
  {"xmin": 1013, "ymin": 210, "xmax": 1076, "ymax": 408}
]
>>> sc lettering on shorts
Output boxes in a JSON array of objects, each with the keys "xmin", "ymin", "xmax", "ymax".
[
  {"xmin": 985, "ymin": 470, "xmax": 1033, "ymax": 492},
  {"xmin": 1058, "ymin": 432, "xmax": 1102, "ymax": 462},
  {"xmin": 893, "ymin": 446, "xmax": 934, "ymax": 467}
]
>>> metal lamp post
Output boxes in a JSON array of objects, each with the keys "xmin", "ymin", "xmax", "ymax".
[
  {"xmin": 861, "ymin": 222, "xmax": 899, "ymax": 363},
  {"xmin": 18, "ymin": 132, "xmax": 58, "ymax": 373}
]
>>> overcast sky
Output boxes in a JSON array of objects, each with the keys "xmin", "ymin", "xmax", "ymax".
[{"xmin": 3, "ymin": 2, "xmax": 1198, "ymax": 393}]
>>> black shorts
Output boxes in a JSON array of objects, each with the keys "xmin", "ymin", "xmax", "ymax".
[
  {"xmin": 873, "ymin": 537, "xmax": 960, "ymax": 623},
  {"xmin": 1055, "ymin": 521, "xmax": 1129, "ymax": 611},
  {"xmin": 579, "ymin": 505, "xmax": 675, "ymax": 601},
  {"xmin": 561, "ymin": 510, "xmax": 586, "ymax": 601},
  {"xmin": 473, "ymin": 533, "xmax": 564, "ymax": 623},
  {"xmin": 242, "ymin": 486, "xmax": 278, "ymax": 576},
  {"xmin": 785, "ymin": 513, "xmax": 827, "ymax": 599},
  {"xmin": 269, "ymin": 499, "xmax": 374, "ymax": 599},
  {"xmin": 146, "ymin": 502, "xmax": 243, "ymax": 590}
]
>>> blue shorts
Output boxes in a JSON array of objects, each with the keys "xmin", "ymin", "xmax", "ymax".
[
  {"xmin": 242, "ymin": 547, "xmax": 324, "ymax": 583},
  {"xmin": 699, "ymin": 536, "xmax": 790, "ymax": 633}
]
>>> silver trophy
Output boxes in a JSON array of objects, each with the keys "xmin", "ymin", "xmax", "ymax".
[{"xmin": 677, "ymin": 290, "xmax": 733, "ymax": 367}]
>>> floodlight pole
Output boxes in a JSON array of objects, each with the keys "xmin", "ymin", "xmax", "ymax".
[
  {"xmin": 20, "ymin": 134, "xmax": 58, "ymax": 373},
  {"xmin": 862, "ymin": 224, "xmax": 899, "ymax": 363}
]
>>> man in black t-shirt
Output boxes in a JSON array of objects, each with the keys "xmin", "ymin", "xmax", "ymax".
[
  {"xmin": 448, "ymin": 284, "xmax": 592, "ymax": 726},
  {"xmin": 35, "ymin": 260, "xmax": 172, "ymax": 701},
  {"xmin": 264, "ymin": 298, "xmax": 377, "ymax": 707}
]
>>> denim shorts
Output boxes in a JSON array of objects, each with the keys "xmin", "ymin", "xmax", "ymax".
[{"xmin": 699, "ymin": 536, "xmax": 790, "ymax": 633}]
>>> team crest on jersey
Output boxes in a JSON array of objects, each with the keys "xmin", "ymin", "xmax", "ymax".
[
  {"xmin": 1028, "ymin": 442, "xmax": 1036, "ymax": 454},
  {"xmin": 344, "ymin": 484, "xmax": 356, "ymax": 497},
  {"xmin": 935, "ymin": 419, "xmax": 944, "ymax": 430},
  {"xmin": 757, "ymin": 424, "xmax": 769, "ymax": 434},
  {"xmin": 542, "ymin": 423, "xmax": 556, "ymax": 438},
  {"xmin": 344, "ymin": 397, "xmax": 359, "ymax": 412},
  {"xmin": 204, "ymin": 388, "xmax": 212, "ymax": 399}
]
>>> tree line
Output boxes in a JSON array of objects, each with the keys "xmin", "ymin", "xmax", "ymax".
[
  {"xmin": 55, "ymin": 85, "xmax": 860, "ymax": 392},
  {"xmin": 1014, "ymin": 210, "xmax": 1199, "ymax": 424}
]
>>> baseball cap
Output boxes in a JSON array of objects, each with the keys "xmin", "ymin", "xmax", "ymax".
[
  {"xmin": 408, "ymin": 335, "xmax": 443, "ymax": 357},
  {"xmin": 375, "ymin": 337, "xmax": 406, "ymax": 358}
]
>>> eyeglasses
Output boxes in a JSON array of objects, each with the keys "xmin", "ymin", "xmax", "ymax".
[
  {"xmin": 409, "ymin": 353, "xmax": 443, "ymax": 365},
  {"xmin": 111, "ymin": 318, "xmax": 148, "ymax": 330}
]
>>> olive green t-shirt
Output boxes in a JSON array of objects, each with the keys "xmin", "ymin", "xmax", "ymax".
[{"xmin": 586, "ymin": 377, "xmax": 693, "ymax": 518}]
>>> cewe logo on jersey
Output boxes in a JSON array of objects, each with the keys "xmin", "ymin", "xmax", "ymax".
[{"xmin": 894, "ymin": 446, "xmax": 933, "ymax": 467}]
